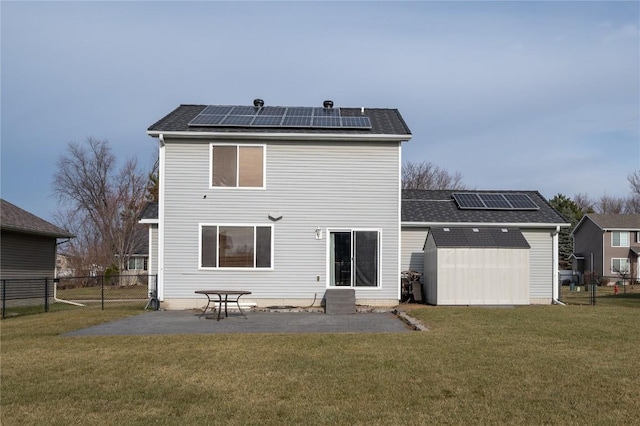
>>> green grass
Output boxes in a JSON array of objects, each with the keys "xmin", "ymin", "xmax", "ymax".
[{"xmin": 2, "ymin": 302, "xmax": 639, "ymax": 425}]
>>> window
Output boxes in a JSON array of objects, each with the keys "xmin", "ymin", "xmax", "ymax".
[
  {"xmin": 200, "ymin": 224, "xmax": 272, "ymax": 269},
  {"xmin": 611, "ymin": 231, "xmax": 630, "ymax": 247},
  {"xmin": 612, "ymin": 258, "xmax": 630, "ymax": 274},
  {"xmin": 211, "ymin": 144, "xmax": 264, "ymax": 188},
  {"xmin": 126, "ymin": 257, "xmax": 147, "ymax": 271}
]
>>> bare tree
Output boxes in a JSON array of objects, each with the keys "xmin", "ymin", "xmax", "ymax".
[
  {"xmin": 595, "ymin": 194, "xmax": 626, "ymax": 214},
  {"xmin": 402, "ymin": 160, "xmax": 468, "ymax": 190},
  {"xmin": 628, "ymin": 170, "xmax": 640, "ymax": 195},
  {"xmin": 53, "ymin": 138, "xmax": 150, "ymax": 273},
  {"xmin": 573, "ymin": 193, "xmax": 595, "ymax": 214}
]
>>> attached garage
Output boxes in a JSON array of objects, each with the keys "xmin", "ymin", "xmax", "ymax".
[{"xmin": 423, "ymin": 227, "xmax": 530, "ymax": 305}]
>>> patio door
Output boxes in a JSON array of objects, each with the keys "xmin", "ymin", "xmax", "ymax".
[{"xmin": 329, "ymin": 230, "xmax": 379, "ymax": 287}]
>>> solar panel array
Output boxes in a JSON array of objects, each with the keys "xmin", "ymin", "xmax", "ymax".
[
  {"xmin": 188, "ymin": 106, "xmax": 372, "ymax": 129},
  {"xmin": 452, "ymin": 193, "xmax": 539, "ymax": 210}
]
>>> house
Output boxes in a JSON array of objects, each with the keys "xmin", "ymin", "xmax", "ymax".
[
  {"xmin": 146, "ymin": 100, "xmax": 412, "ymax": 309},
  {"xmin": 1, "ymin": 199, "xmax": 74, "ymax": 306},
  {"xmin": 570, "ymin": 214, "xmax": 640, "ymax": 285},
  {"xmin": 401, "ymin": 190, "xmax": 570, "ymax": 305}
]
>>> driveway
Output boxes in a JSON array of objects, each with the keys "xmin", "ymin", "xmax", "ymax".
[{"xmin": 63, "ymin": 310, "xmax": 414, "ymax": 336}]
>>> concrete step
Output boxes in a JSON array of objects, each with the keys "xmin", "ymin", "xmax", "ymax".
[{"xmin": 325, "ymin": 288, "xmax": 356, "ymax": 314}]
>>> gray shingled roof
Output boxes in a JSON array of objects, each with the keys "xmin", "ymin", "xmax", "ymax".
[
  {"xmin": 147, "ymin": 104, "xmax": 412, "ymax": 136},
  {"xmin": 1, "ymin": 199, "xmax": 74, "ymax": 238},
  {"xmin": 429, "ymin": 227, "xmax": 531, "ymax": 248},
  {"xmin": 138, "ymin": 202, "xmax": 158, "ymax": 222},
  {"xmin": 582, "ymin": 213, "xmax": 640, "ymax": 230},
  {"xmin": 402, "ymin": 190, "xmax": 569, "ymax": 225}
]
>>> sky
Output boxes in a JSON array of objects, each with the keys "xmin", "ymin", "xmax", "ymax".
[{"xmin": 1, "ymin": 1, "xmax": 639, "ymax": 224}]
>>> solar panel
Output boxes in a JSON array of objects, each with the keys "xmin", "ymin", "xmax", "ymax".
[
  {"xmin": 230, "ymin": 106, "xmax": 258, "ymax": 115},
  {"xmin": 312, "ymin": 116, "xmax": 341, "ymax": 127},
  {"xmin": 314, "ymin": 107, "xmax": 340, "ymax": 116},
  {"xmin": 479, "ymin": 193, "xmax": 511, "ymax": 209},
  {"xmin": 503, "ymin": 193, "xmax": 539, "ymax": 210},
  {"xmin": 282, "ymin": 116, "xmax": 312, "ymax": 127},
  {"xmin": 286, "ymin": 107, "xmax": 313, "ymax": 116},
  {"xmin": 453, "ymin": 192, "xmax": 539, "ymax": 210},
  {"xmin": 453, "ymin": 193, "xmax": 485, "ymax": 209},
  {"xmin": 188, "ymin": 105, "xmax": 372, "ymax": 129},
  {"xmin": 259, "ymin": 106, "xmax": 286, "ymax": 116},
  {"xmin": 253, "ymin": 115, "xmax": 283, "ymax": 126},
  {"xmin": 341, "ymin": 116, "xmax": 372, "ymax": 128},
  {"xmin": 188, "ymin": 114, "xmax": 226, "ymax": 126},
  {"xmin": 221, "ymin": 115, "xmax": 255, "ymax": 126}
]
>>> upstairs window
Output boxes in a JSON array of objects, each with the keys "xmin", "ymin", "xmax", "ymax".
[
  {"xmin": 211, "ymin": 144, "xmax": 264, "ymax": 188},
  {"xmin": 612, "ymin": 231, "xmax": 629, "ymax": 247}
]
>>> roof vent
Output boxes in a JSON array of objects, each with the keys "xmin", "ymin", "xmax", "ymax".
[
  {"xmin": 253, "ymin": 99, "xmax": 264, "ymax": 107},
  {"xmin": 323, "ymin": 100, "xmax": 334, "ymax": 108}
]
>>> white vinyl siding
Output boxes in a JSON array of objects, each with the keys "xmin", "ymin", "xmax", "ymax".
[
  {"xmin": 161, "ymin": 140, "xmax": 401, "ymax": 302},
  {"xmin": 522, "ymin": 229, "xmax": 553, "ymax": 301},
  {"xmin": 401, "ymin": 228, "xmax": 429, "ymax": 275}
]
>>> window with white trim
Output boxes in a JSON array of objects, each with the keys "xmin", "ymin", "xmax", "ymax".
[
  {"xmin": 611, "ymin": 258, "xmax": 630, "ymax": 274},
  {"xmin": 210, "ymin": 144, "xmax": 265, "ymax": 188},
  {"xmin": 200, "ymin": 224, "xmax": 272, "ymax": 268},
  {"xmin": 126, "ymin": 257, "xmax": 148, "ymax": 271},
  {"xmin": 611, "ymin": 231, "xmax": 629, "ymax": 247}
]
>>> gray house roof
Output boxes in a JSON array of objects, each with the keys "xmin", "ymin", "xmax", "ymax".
[
  {"xmin": 402, "ymin": 190, "xmax": 569, "ymax": 226},
  {"xmin": 138, "ymin": 202, "xmax": 158, "ymax": 223},
  {"xmin": 0, "ymin": 199, "xmax": 74, "ymax": 238},
  {"xmin": 147, "ymin": 104, "xmax": 412, "ymax": 137},
  {"xmin": 574, "ymin": 213, "xmax": 640, "ymax": 233},
  {"xmin": 429, "ymin": 227, "xmax": 531, "ymax": 248}
]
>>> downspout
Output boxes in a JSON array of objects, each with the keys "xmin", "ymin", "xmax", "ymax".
[
  {"xmin": 552, "ymin": 226, "xmax": 565, "ymax": 305},
  {"xmin": 157, "ymin": 134, "xmax": 165, "ymax": 303}
]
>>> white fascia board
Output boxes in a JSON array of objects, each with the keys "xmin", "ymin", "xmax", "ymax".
[
  {"xmin": 147, "ymin": 130, "xmax": 411, "ymax": 143},
  {"xmin": 402, "ymin": 222, "xmax": 571, "ymax": 228},
  {"xmin": 138, "ymin": 219, "xmax": 159, "ymax": 225},
  {"xmin": 602, "ymin": 227, "xmax": 639, "ymax": 231}
]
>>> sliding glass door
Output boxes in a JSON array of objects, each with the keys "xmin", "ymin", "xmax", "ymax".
[{"xmin": 329, "ymin": 230, "xmax": 379, "ymax": 287}]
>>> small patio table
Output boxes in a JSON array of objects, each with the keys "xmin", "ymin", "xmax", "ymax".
[{"xmin": 195, "ymin": 290, "xmax": 252, "ymax": 321}]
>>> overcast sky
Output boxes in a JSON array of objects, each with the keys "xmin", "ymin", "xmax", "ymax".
[{"xmin": 2, "ymin": 1, "xmax": 638, "ymax": 223}]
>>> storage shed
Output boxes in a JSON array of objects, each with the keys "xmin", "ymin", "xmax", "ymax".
[{"xmin": 423, "ymin": 227, "xmax": 530, "ymax": 305}]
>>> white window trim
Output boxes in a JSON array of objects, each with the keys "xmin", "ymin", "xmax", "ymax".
[
  {"xmin": 611, "ymin": 258, "xmax": 630, "ymax": 274},
  {"xmin": 209, "ymin": 143, "xmax": 266, "ymax": 190},
  {"xmin": 325, "ymin": 228, "xmax": 383, "ymax": 289},
  {"xmin": 611, "ymin": 231, "xmax": 630, "ymax": 247},
  {"xmin": 199, "ymin": 223, "xmax": 274, "ymax": 270}
]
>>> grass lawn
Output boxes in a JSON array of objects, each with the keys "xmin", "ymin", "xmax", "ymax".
[{"xmin": 2, "ymin": 303, "xmax": 639, "ymax": 425}]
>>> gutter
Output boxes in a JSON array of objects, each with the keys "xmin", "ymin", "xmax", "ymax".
[{"xmin": 147, "ymin": 130, "xmax": 411, "ymax": 143}]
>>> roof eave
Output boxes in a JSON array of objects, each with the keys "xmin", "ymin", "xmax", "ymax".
[
  {"xmin": 147, "ymin": 130, "xmax": 411, "ymax": 143},
  {"xmin": 1, "ymin": 225, "xmax": 74, "ymax": 239},
  {"xmin": 402, "ymin": 221, "xmax": 570, "ymax": 228}
]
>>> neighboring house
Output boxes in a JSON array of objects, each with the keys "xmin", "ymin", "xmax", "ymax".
[
  {"xmin": 1, "ymin": 199, "xmax": 74, "ymax": 306},
  {"xmin": 570, "ymin": 214, "xmax": 640, "ymax": 284},
  {"xmin": 401, "ymin": 190, "xmax": 570, "ymax": 305},
  {"xmin": 146, "ymin": 100, "xmax": 412, "ymax": 309}
]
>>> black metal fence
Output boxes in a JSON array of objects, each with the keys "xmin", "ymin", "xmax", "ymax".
[
  {"xmin": 1, "ymin": 274, "xmax": 158, "ymax": 319},
  {"xmin": 559, "ymin": 275, "xmax": 640, "ymax": 306}
]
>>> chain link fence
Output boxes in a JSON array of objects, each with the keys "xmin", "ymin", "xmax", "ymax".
[{"xmin": 1, "ymin": 274, "xmax": 158, "ymax": 319}]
